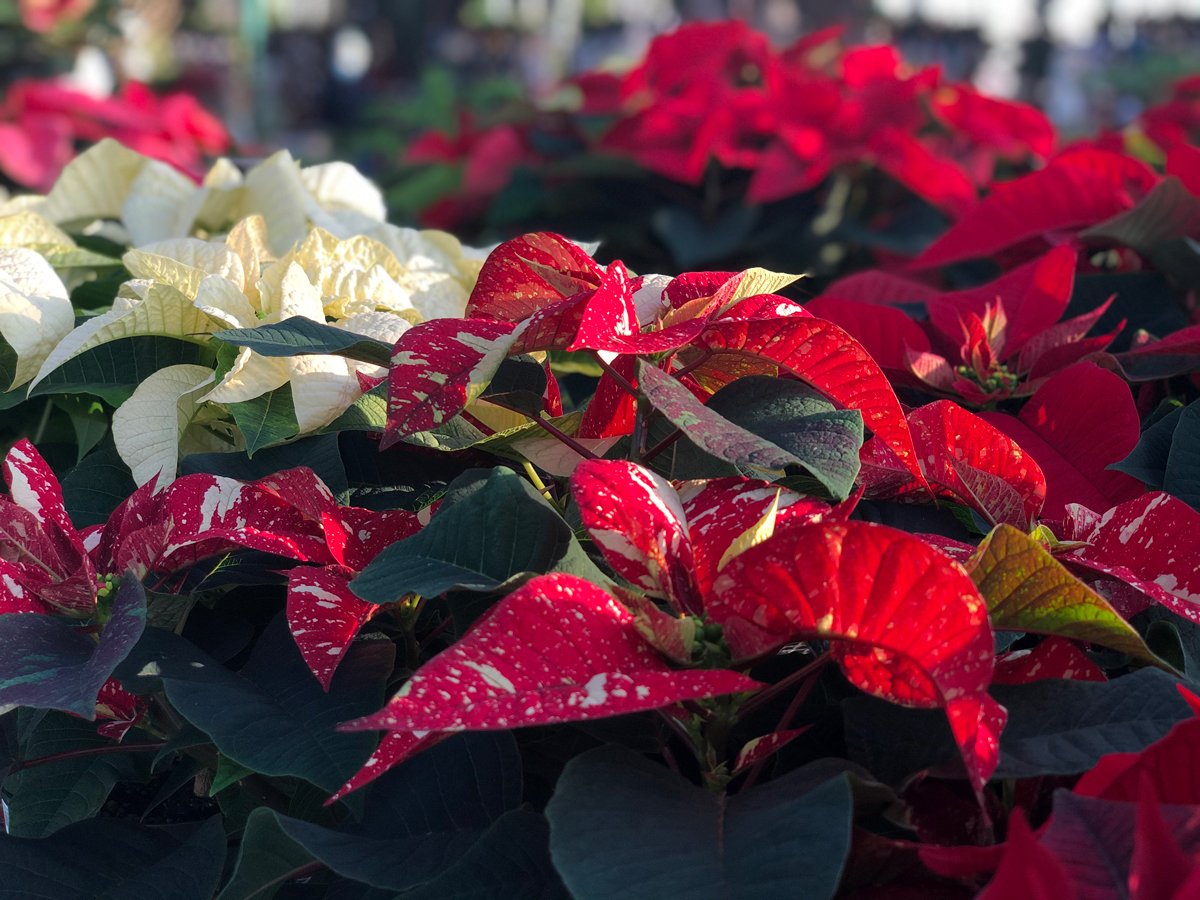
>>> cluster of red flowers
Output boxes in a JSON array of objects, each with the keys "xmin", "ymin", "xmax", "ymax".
[
  {"xmin": 0, "ymin": 79, "xmax": 229, "ymax": 192},
  {"xmin": 408, "ymin": 21, "xmax": 1058, "ymax": 228}
]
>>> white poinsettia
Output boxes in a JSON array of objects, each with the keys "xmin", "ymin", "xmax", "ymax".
[
  {"xmin": 0, "ymin": 248, "xmax": 77, "ymax": 390},
  {"xmin": 31, "ymin": 139, "xmax": 389, "ymax": 252},
  {"xmin": 200, "ymin": 262, "xmax": 362, "ymax": 433},
  {"xmin": 110, "ymin": 364, "xmax": 232, "ymax": 487}
]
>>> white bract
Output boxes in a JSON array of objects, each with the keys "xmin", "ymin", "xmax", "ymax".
[{"xmin": 0, "ymin": 247, "xmax": 76, "ymax": 390}]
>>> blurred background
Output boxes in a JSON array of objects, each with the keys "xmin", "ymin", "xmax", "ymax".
[{"xmin": 3, "ymin": 0, "xmax": 1199, "ymax": 167}]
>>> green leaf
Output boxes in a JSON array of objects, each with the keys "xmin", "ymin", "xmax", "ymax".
[
  {"xmin": 54, "ymin": 395, "xmax": 110, "ymax": 463},
  {"xmin": 324, "ymin": 382, "xmax": 387, "ymax": 433},
  {"xmin": 150, "ymin": 619, "xmax": 394, "ymax": 793},
  {"xmin": 968, "ymin": 525, "xmax": 1164, "ymax": 666},
  {"xmin": 547, "ymin": 745, "xmax": 852, "ymax": 900},
  {"xmin": 0, "ymin": 574, "xmax": 147, "ymax": 718},
  {"xmin": 226, "ymin": 385, "xmax": 299, "ymax": 457},
  {"xmin": 643, "ymin": 369, "xmax": 863, "ymax": 500},
  {"xmin": 180, "ymin": 432, "xmax": 348, "ymax": 495},
  {"xmin": 2, "ymin": 712, "xmax": 128, "ymax": 838},
  {"xmin": 0, "ymin": 334, "xmax": 18, "ymax": 394},
  {"xmin": 351, "ymin": 467, "xmax": 607, "ymax": 605},
  {"xmin": 482, "ymin": 355, "xmax": 548, "ymax": 418},
  {"xmin": 216, "ymin": 808, "xmax": 316, "ymax": 900},
  {"xmin": 254, "ymin": 733, "xmax": 537, "ymax": 893},
  {"xmin": 0, "ymin": 815, "xmax": 226, "ymax": 900},
  {"xmin": 60, "ymin": 445, "xmax": 137, "ymax": 528},
  {"xmin": 398, "ymin": 810, "xmax": 568, "ymax": 900},
  {"xmin": 29, "ymin": 335, "xmax": 215, "ymax": 403},
  {"xmin": 1110, "ymin": 403, "xmax": 1182, "ymax": 488},
  {"xmin": 210, "ymin": 755, "xmax": 255, "ymax": 795},
  {"xmin": 213, "ymin": 317, "xmax": 393, "ymax": 367},
  {"xmin": 1163, "ymin": 399, "xmax": 1200, "ymax": 511},
  {"xmin": 844, "ymin": 668, "xmax": 1193, "ymax": 783},
  {"xmin": 36, "ymin": 245, "xmax": 122, "ymax": 269}
]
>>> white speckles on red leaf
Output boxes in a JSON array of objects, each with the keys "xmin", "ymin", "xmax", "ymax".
[
  {"xmin": 1063, "ymin": 492, "xmax": 1200, "ymax": 622},
  {"xmin": 861, "ymin": 401, "xmax": 1046, "ymax": 528},
  {"xmin": 335, "ymin": 573, "xmax": 761, "ymax": 794},
  {"xmin": 708, "ymin": 519, "xmax": 1003, "ymax": 791},
  {"xmin": 465, "ymin": 232, "xmax": 603, "ymax": 322},
  {"xmin": 287, "ymin": 565, "xmax": 379, "ymax": 690},
  {"xmin": 384, "ymin": 318, "xmax": 519, "ymax": 444},
  {"xmin": 572, "ymin": 460, "xmax": 697, "ymax": 610}
]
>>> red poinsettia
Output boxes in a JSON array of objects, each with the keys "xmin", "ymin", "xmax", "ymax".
[
  {"xmin": 812, "ymin": 247, "xmax": 1123, "ymax": 405},
  {"xmin": 0, "ymin": 79, "xmax": 229, "ymax": 190},
  {"xmin": 335, "ymin": 459, "xmax": 1004, "ymax": 800}
]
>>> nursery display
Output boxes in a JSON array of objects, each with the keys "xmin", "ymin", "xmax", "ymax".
[{"xmin": 2, "ymin": 19, "xmax": 1200, "ymax": 900}]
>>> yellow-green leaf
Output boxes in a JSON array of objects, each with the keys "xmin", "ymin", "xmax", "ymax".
[{"xmin": 968, "ymin": 524, "xmax": 1165, "ymax": 667}]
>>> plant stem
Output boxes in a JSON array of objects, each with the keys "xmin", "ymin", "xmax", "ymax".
[
  {"xmin": 461, "ymin": 410, "xmax": 496, "ymax": 436},
  {"xmin": 639, "ymin": 428, "xmax": 683, "ymax": 464},
  {"xmin": 530, "ymin": 414, "xmax": 598, "ymax": 461},
  {"xmin": 7, "ymin": 741, "xmax": 166, "ymax": 774},
  {"xmin": 669, "ymin": 351, "xmax": 713, "ymax": 382},
  {"xmin": 739, "ymin": 667, "xmax": 824, "ymax": 793},
  {"xmin": 737, "ymin": 652, "xmax": 829, "ymax": 719},
  {"xmin": 592, "ymin": 353, "xmax": 639, "ymax": 398}
]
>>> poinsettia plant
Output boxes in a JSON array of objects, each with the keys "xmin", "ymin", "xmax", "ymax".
[
  {"xmin": 386, "ymin": 21, "xmax": 1055, "ymax": 276},
  {"xmin": 3, "ymin": 18, "xmax": 1200, "ymax": 899}
]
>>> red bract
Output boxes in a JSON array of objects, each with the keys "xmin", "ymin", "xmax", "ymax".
[
  {"xmin": 0, "ymin": 441, "xmax": 358, "ymax": 617},
  {"xmin": 860, "ymin": 400, "xmax": 1046, "ymax": 529},
  {"xmin": 708, "ymin": 517, "xmax": 1004, "ymax": 792},
  {"xmin": 0, "ymin": 79, "xmax": 229, "ymax": 189},
  {"xmin": 570, "ymin": 459, "xmax": 833, "ymax": 614},
  {"xmin": 1074, "ymin": 712, "xmax": 1200, "ymax": 805},
  {"xmin": 336, "ymin": 573, "xmax": 763, "ymax": 793},
  {"xmin": 980, "ymin": 362, "xmax": 1145, "ymax": 519},
  {"xmin": 992, "ymin": 637, "xmax": 1106, "ymax": 686},
  {"xmin": 0, "ymin": 439, "xmax": 97, "ymax": 614},
  {"xmin": 286, "ymin": 506, "xmax": 423, "ymax": 689},
  {"xmin": 1061, "ymin": 492, "xmax": 1200, "ymax": 624},
  {"xmin": 912, "ymin": 148, "xmax": 1159, "ymax": 269}
]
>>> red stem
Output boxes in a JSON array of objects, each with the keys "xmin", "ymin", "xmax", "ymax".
[
  {"xmin": 737, "ymin": 652, "xmax": 829, "ymax": 718},
  {"xmin": 8, "ymin": 741, "xmax": 166, "ymax": 774},
  {"xmin": 461, "ymin": 410, "xmax": 497, "ymax": 436},
  {"xmin": 669, "ymin": 351, "xmax": 713, "ymax": 382},
  {"xmin": 592, "ymin": 353, "xmax": 640, "ymax": 398},
  {"xmin": 639, "ymin": 428, "xmax": 684, "ymax": 464},
  {"xmin": 739, "ymin": 664, "xmax": 825, "ymax": 792}
]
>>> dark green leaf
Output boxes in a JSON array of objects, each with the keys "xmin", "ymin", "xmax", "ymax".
[
  {"xmin": 157, "ymin": 618, "xmax": 394, "ymax": 793},
  {"xmin": 2, "ymin": 713, "xmax": 127, "ymax": 837},
  {"xmin": 324, "ymin": 383, "xmax": 387, "ymax": 434},
  {"xmin": 843, "ymin": 668, "xmax": 1192, "ymax": 784},
  {"xmin": 29, "ymin": 336, "xmax": 215, "ymax": 403},
  {"xmin": 0, "ymin": 815, "xmax": 226, "ymax": 900},
  {"xmin": 351, "ymin": 467, "xmax": 607, "ymax": 605},
  {"xmin": 262, "ymin": 733, "xmax": 527, "ymax": 892},
  {"xmin": 482, "ymin": 355, "xmax": 548, "ymax": 418},
  {"xmin": 1110, "ymin": 404, "xmax": 1182, "ymax": 488},
  {"xmin": 0, "ymin": 574, "xmax": 146, "ymax": 718},
  {"xmin": 216, "ymin": 807, "xmax": 315, "ymax": 900},
  {"xmin": 682, "ymin": 372, "xmax": 864, "ymax": 499},
  {"xmin": 226, "ymin": 385, "xmax": 300, "ymax": 457},
  {"xmin": 212, "ymin": 317, "xmax": 393, "ymax": 367},
  {"xmin": 61, "ymin": 444, "xmax": 136, "ymax": 527},
  {"xmin": 402, "ymin": 810, "xmax": 569, "ymax": 900},
  {"xmin": 181, "ymin": 432, "xmax": 348, "ymax": 495},
  {"xmin": 1163, "ymin": 399, "xmax": 1200, "ymax": 511},
  {"xmin": 53, "ymin": 395, "xmax": 109, "ymax": 462},
  {"xmin": 546, "ymin": 745, "xmax": 852, "ymax": 900}
]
